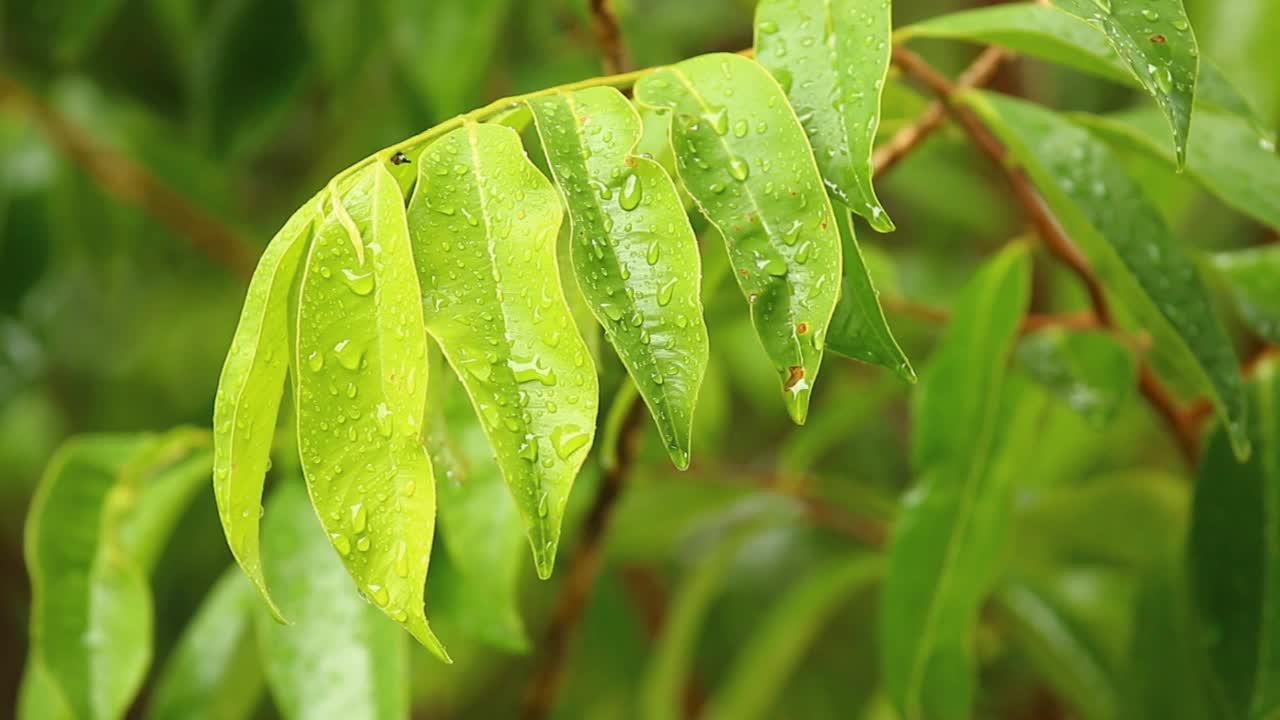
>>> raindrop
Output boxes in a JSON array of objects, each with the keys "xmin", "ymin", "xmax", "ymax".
[
  {"xmin": 350, "ymin": 503, "xmax": 368, "ymax": 533},
  {"xmin": 551, "ymin": 424, "xmax": 590, "ymax": 459},
  {"xmin": 333, "ymin": 339, "xmax": 364, "ymax": 370},
  {"xmin": 620, "ymin": 172, "xmax": 642, "ymax": 211},
  {"xmin": 729, "ymin": 157, "xmax": 750, "ymax": 181},
  {"xmin": 341, "ymin": 268, "xmax": 375, "ymax": 296}
]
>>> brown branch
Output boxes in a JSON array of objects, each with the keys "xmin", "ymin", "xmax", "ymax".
[
  {"xmin": 0, "ymin": 74, "xmax": 257, "ymax": 282},
  {"xmin": 882, "ymin": 295, "xmax": 1103, "ymax": 336},
  {"xmin": 890, "ymin": 47, "xmax": 1203, "ymax": 463},
  {"xmin": 521, "ymin": 400, "xmax": 647, "ymax": 720},
  {"xmin": 587, "ymin": 0, "xmax": 629, "ymax": 74},
  {"xmin": 873, "ymin": 47, "xmax": 1008, "ymax": 179}
]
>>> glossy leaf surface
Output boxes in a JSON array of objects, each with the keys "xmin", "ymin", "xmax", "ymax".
[
  {"xmin": 1212, "ymin": 246, "xmax": 1280, "ymax": 345},
  {"xmin": 754, "ymin": 0, "xmax": 895, "ymax": 231},
  {"xmin": 146, "ymin": 569, "xmax": 263, "ymax": 720},
  {"xmin": 528, "ymin": 86, "xmax": 708, "ymax": 469},
  {"xmin": 964, "ymin": 90, "xmax": 1249, "ymax": 458},
  {"xmin": 407, "ymin": 122, "xmax": 599, "ymax": 578},
  {"xmin": 256, "ymin": 483, "xmax": 409, "ymax": 720},
  {"xmin": 1078, "ymin": 109, "xmax": 1280, "ymax": 233},
  {"xmin": 1188, "ymin": 358, "xmax": 1280, "ymax": 720},
  {"xmin": 213, "ymin": 208, "xmax": 312, "ymax": 622},
  {"xmin": 1052, "ymin": 0, "xmax": 1199, "ymax": 165},
  {"xmin": 294, "ymin": 164, "xmax": 445, "ymax": 657},
  {"xmin": 880, "ymin": 243, "xmax": 1032, "ymax": 720},
  {"xmin": 635, "ymin": 53, "xmax": 842, "ymax": 424},
  {"xmin": 826, "ymin": 209, "xmax": 914, "ymax": 381},
  {"xmin": 1017, "ymin": 328, "xmax": 1135, "ymax": 428},
  {"xmin": 21, "ymin": 431, "xmax": 213, "ymax": 720}
]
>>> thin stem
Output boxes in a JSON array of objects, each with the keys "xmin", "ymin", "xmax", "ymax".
[{"xmin": 588, "ymin": 0, "xmax": 630, "ymax": 74}]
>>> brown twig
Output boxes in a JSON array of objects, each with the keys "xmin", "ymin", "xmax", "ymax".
[
  {"xmin": 882, "ymin": 295, "xmax": 1103, "ymax": 336},
  {"xmin": 889, "ymin": 47, "xmax": 1203, "ymax": 463},
  {"xmin": 873, "ymin": 47, "xmax": 1008, "ymax": 178},
  {"xmin": 0, "ymin": 74, "xmax": 257, "ymax": 282},
  {"xmin": 587, "ymin": 0, "xmax": 629, "ymax": 74},
  {"xmin": 521, "ymin": 400, "xmax": 647, "ymax": 720}
]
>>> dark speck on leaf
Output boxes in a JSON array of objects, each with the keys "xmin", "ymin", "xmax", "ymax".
[{"xmin": 390, "ymin": 151, "xmax": 411, "ymax": 165}]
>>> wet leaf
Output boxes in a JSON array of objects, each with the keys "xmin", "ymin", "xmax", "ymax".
[
  {"xmin": 899, "ymin": 4, "xmax": 1257, "ymax": 127},
  {"xmin": 1212, "ymin": 246, "xmax": 1280, "ymax": 345},
  {"xmin": 754, "ymin": 0, "xmax": 895, "ymax": 231},
  {"xmin": 1078, "ymin": 109, "xmax": 1280, "ymax": 233},
  {"xmin": 826, "ymin": 209, "xmax": 914, "ymax": 381},
  {"xmin": 213, "ymin": 209, "xmax": 313, "ymax": 623},
  {"xmin": 635, "ymin": 53, "xmax": 842, "ymax": 424},
  {"xmin": 256, "ymin": 483, "xmax": 409, "ymax": 720},
  {"xmin": 1017, "ymin": 328, "xmax": 1136, "ymax": 428},
  {"xmin": 425, "ymin": 356, "xmax": 529, "ymax": 652},
  {"xmin": 406, "ymin": 122, "xmax": 599, "ymax": 579},
  {"xmin": 146, "ymin": 569, "xmax": 263, "ymax": 720},
  {"xmin": 704, "ymin": 555, "xmax": 882, "ymax": 720},
  {"xmin": 963, "ymin": 90, "xmax": 1249, "ymax": 459},
  {"xmin": 1188, "ymin": 357, "xmax": 1280, "ymax": 720},
  {"xmin": 294, "ymin": 164, "xmax": 446, "ymax": 658},
  {"xmin": 1051, "ymin": 0, "xmax": 1200, "ymax": 166},
  {"xmin": 528, "ymin": 86, "xmax": 709, "ymax": 469},
  {"xmin": 880, "ymin": 243, "xmax": 1033, "ymax": 720},
  {"xmin": 20, "ymin": 431, "xmax": 213, "ymax": 720}
]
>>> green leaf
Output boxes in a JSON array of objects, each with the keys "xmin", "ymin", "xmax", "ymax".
[
  {"xmin": 146, "ymin": 569, "xmax": 263, "ymax": 720},
  {"xmin": 528, "ymin": 86, "xmax": 709, "ymax": 469},
  {"xmin": 962, "ymin": 90, "xmax": 1249, "ymax": 459},
  {"xmin": 256, "ymin": 483, "xmax": 409, "ymax": 720},
  {"xmin": 294, "ymin": 164, "xmax": 446, "ymax": 658},
  {"xmin": 213, "ymin": 210, "xmax": 313, "ymax": 623},
  {"xmin": 21, "ymin": 431, "xmax": 214, "ymax": 720},
  {"xmin": 704, "ymin": 555, "xmax": 882, "ymax": 720},
  {"xmin": 425, "ymin": 357, "xmax": 529, "ymax": 652},
  {"xmin": 880, "ymin": 243, "xmax": 1032, "ymax": 720},
  {"xmin": 1212, "ymin": 246, "xmax": 1280, "ymax": 345},
  {"xmin": 754, "ymin": 0, "xmax": 895, "ymax": 232},
  {"xmin": 406, "ymin": 122, "xmax": 599, "ymax": 579},
  {"xmin": 635, "ymin": 53, "xmax": 843, "ymax": 424},
  {"xmin": 898, "ymin": 4, "xmax": 1256, "ymax": 127},
  {"xmin": 1126, "ymin": 561, "xmax": 1216, "ymax": 719},
  {"xmin": 826, "ymin": 209, "xmax": 915, "ymax": 381},
  {"xmin": 1077, "ymin": 109, "xmax": 1280, "ymax": 234},
  {"xmin": 1188, "ymin": 357, "xmax": 1280, "ymax": 720},
  {"xmin": 1017, "ymin": 328, "xmax": 1136, "ymax": 428},
  {"xmin": 1051, "ymin": 0, "xmax": 1200, "ymax": 166}
]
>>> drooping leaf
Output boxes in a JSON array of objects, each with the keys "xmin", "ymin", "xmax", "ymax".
[
  {"xmin": 1077, "ymin": 109, "xmax": 1280, "ymax": 234},
  {"xmin": 1017, "ymin": 328, "xmax": 1136, "ymax": 428},
  {"xmin": 635, "ymin": 53, "xmax": 843, "ymax": 424},
  {"xmin": 826, "ymin": 209, "xmax": 914, "ymax": 381},
  {"xmin": 1126, "ymin": 561, "xmax": 1217, "ymax": 719},
  {"xmin": 293, "ymin": 163, "xmax": 446, "ymax": 658},
  {"xmin": 880, "ymin": 243, "xmax": 1032, "ymax": 720},
  {"xmin": 1212, "ymin": 246, "xmax": 1280, "ymax": 345},
  {"xmin": 995, "ymin": 581, "xmax": 1120, "ymax": 720},
  {"xmin": 213, "ymin": 209, "xmax": 313, "ymax": 623},
  {"xmin": 406, "ymin": 121, "xmax": 599, "ymax": 578},
  {"xmin": 528, "ymin": 86, "xmax": 709, "ymax": 469},
  {"xmin": 898, "ymin": 4, "xmax": 1257, "ymax": 126},
  {"xmin": 754, "ymin": 0, "xmax": 895, "ymax": 232},
  {"xmin": 1051, "ymin": 0, "xmax": 1200, "ymax": 166},
  {"xmin": 255, "ymin": 483, "xmax": 409, "ymax": 720},
  {"xmin": 704, "ymin": 555, "xmax": 882, "ymax": 720},
  {"xmin": 146, "ymin": 569, "xmax": 263, "ymax": 720},
  {"xmin": 20, "ymin": 431, "xmax": 214, "ymax": 720},
  {"xmin": 963, "ymin": 90, "xmax": 1249, "ymax": 459},
  {"xmin": 425, "ymin": 355, "xmax": 529, "ymax": 652},
  {"xmin": 1188, "ymin": 357, "xmax": 1280, "ymax": 720}
]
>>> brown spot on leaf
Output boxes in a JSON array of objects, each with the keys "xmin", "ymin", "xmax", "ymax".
[
  {"xmin": 784, "ymin": 365, "xmax": 805, "ymax": 391},
  {"xmin": 1150, "ymin": 34, "xmax": 1167, "ymax": 44},
  {"xmin": 796, "ymin": 321, "xmax": 810, "ymax": 335}
]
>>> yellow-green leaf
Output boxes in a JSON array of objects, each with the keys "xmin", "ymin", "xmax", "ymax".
[
  {"xmin": 635, "ymin": 53, "xmax": 842, "ymax": 424},
  {"xmin": 293, "ymin": 163, "xmax": 446, "ymax": 658},
  {"xmin": 528, "ymin": 86, "xmax": 709, "ymax": 469},
  {"xmin": 755, "ymin": 0, "xmax": 895, "ymax": 232},
  {"xmin": 406, "ymin": 121, "xmax": 599, "ymax": 578}
]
